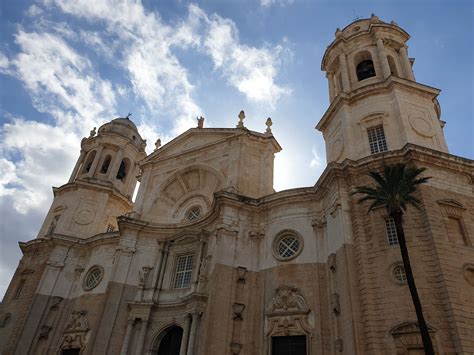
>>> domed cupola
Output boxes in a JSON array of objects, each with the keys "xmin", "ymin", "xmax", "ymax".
[
  {"xmin": 69, "ymin": 116, "xmax": 147, "ymax": 199},
  {"xmin": 316, "ymin": 14, "xmax": 448, "ymax": 164}
]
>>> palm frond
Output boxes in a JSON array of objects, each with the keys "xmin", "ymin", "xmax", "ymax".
[{"xmin": 353, "ymin": 163, "xmax": 430, "ymax": 214}]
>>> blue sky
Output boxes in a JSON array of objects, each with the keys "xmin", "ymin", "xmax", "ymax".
[{"xmin": 0, "ymin": 0, "xmax": 472, "ymax": 297}]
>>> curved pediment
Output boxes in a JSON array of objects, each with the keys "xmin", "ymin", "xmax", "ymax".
[{"xmin": 144, "ymin": 165, "xmax": 224, "ymax": 223}]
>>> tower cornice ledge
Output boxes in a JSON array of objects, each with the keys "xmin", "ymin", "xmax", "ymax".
[
  {"xmin": 53, "ymin": 179, "xmax": 134, "ymax": 205},
  {"xmin": 315, "ymin": 143, "xmax": 473, "ymax": 192},
  {"xmin": 316, "ymin": 76, "xmax": 441, "ymax": 131}
]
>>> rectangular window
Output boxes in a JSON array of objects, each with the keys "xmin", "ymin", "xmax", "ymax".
[
  {"xmin": 174, "ymin": 254, "xmax": 194, "ymax": 289},
  {"xmin": 367, "ymin": 125, "xmax": 388, "ymax": 154},
  {"xmin": 14, "ymin": 279, "xmax": 26, "ymax": 299},
  {"xmin": 385, "ymin": 218, "xmax": 399, "ymax": 246}
]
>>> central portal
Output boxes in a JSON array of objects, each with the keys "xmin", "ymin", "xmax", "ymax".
[
  {"xmin": 155, "ymin": 326, "xmax": 183, "ymax": 355},
  {"xmin": 272, "ymin": 335, "xmax": 307, "ymax": 355}
]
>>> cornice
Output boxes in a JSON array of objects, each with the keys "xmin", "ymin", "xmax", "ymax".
[
  {"xmin": 316, "ymin": 76, "xmax": 441, "ymax": 131},
  {"xmin": 53, "ymin": 179, "xmax": 133, "ymax": 206}
]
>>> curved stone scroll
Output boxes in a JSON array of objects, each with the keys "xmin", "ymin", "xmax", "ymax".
[{"xmin": 265, "ymin": 285, "xmax": 313, "ymax": 338}]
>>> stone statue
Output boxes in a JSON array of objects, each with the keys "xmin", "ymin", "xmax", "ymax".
[
  {"xmin": 197, "ymin": 116, "xmax": 205, "ymax": 128},
  {"xmin": 89, "ymin": 127, "xmax": 96, "ymax": 138},
  {"xmin": 237, "ymin": 110, "xmax": 245, "ymax": 128},
  {"xmin": 155, "ymin": 139, "xmax": 161, "ymax": 150}
]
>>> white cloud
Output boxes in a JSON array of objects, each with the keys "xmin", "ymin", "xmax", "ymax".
[
  {"xmin": 0, "ymin": 118, "xmax": 80, "ymax": 213},
  {"xmin": 310, "ymin": 146, "xmax": 322, "ymax": 168},
  {"xmin": 0, "ymin": 30, "xmax": 118, "ymax": 214},
  {"xmin": 0, "ymin": 53, "xmax": 12, "ymax": 74},
  {"xmin": 189, "ymin": 5, "xmax": 291, "ymax": 107}
]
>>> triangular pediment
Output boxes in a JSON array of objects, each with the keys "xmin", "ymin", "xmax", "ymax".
[{"xmin": 142, "ymin": 128, "xmax": 245, "ymax": 165}]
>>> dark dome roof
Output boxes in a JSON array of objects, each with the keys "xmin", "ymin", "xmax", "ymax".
[{"xmin": 111, "ymin": 117, "xmax": 138, "ymax": 131}]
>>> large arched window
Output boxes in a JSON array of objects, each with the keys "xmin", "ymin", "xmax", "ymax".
[
  {"xmin": 116, "ymin": 158, "xmax": 130, "ymax": 181},
  {"xmin": 82, "ymin": 150, "xmax": 96, "ymax": 174},
  {"xmin": 100, "ymin": 155, "xmax": 111, "ymax": 174},
  {"xmin": 354, "ymin": 50, "xmax": 376, "ymax": 81},
  {"xmin": 356, "ymin": 60, "xmax": 376, "ymax": 81},
  {"xmin": 151, "ymin": 326, "xmax": 183, "ymax": 355}
]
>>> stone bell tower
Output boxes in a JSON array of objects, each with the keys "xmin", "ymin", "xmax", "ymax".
[
  {"xmin": 316, "ymin": 14, "xmax": 449, "ymax": 163},
  {"xmin": 36, "ymin": 117, "xmax": 147, "ymax": 239}
]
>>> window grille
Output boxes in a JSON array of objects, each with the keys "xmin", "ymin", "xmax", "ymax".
[
  {"xmin": 367, "ymin": 125, "xmax": 388, "ymax": 154},
  {"xmin": 106, "ymin": 224, "xmax": 115, "ymax": 232},
  {"xmin": 83, "ymin": 266, "xmax": 104, "ymax": 291},
  {"xmin": 385, "ymin": 218, "xmax": 399, "ymax": 246},
  {"xmin": 186, "ymin": 206, "xmax": 201, "ymax": 221},
  {"xmin": 393, "ymin": 265, "xmax": 407, "ymax": 282},
  {"xmin": 174, "ymin": 255, "xmax": 194, "ymax": 289}
]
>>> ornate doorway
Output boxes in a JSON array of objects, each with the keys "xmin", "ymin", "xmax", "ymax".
[
  {"xmin": 272, "ymin": 335, "xmax": 307, "ymax": 355},
  {"xmin": 153, "ymin": 326, "xmax": 183, "ymax": 355}
]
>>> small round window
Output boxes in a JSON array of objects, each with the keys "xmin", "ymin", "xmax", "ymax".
[
  {"xmin": 393, "ymin": 265, "xmax": 407, "ymax": 283},
  {"xmin": 186, "ymin": 206, "xmax": 201, "ymax": 222},
  {"xmin": 273, "ymin": 231, "xmax": 303, "ymax": 261},
  {"xmin": 83, "ymin": 266, "xmax": 104, "ymax": 291}
]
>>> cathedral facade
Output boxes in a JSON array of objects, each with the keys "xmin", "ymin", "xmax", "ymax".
[{"xmin": 0, "ymin": 16, "xmax": 473, "ymax": 355}]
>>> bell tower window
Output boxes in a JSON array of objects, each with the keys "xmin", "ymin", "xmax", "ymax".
[
  {"xmin": 116, "ymin": 158, "xmax": 129, "ymax": 181},
  {"xmin": 82, "ymin": 150, "xmax": 96, "ymax": 173},
  {"xmin": 356, "ymin": 60, "xmax": 376, "ymax": 81},
  {"xmin": 367, "ymin": 125, "xmax": 388, "ymax": 154},
  {"xmin": 100, "ymin": 155, "xmax": 111, "ymax": 174}
]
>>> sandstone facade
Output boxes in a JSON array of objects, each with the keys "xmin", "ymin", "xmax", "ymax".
[{"xmin": 0, "ymin": 15, "xmax": 473, "ymax": 355}]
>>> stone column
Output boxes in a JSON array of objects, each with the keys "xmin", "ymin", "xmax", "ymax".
[
  {"xmin": 148, "ymin": 242, "xmax": 165, "ymax": 302},
  {"xmin": 192, "ymin": 238, "xmax": 205, "ymax": 292},
  {"xmin": 179, "ymin": 314, "xmax": 192, "ymax": 355},
  {"xmin": 375, "ymin": 37, "xmax": 391, "ymax": 78},
  {"xmin": 69, "ymin": 150, "xmax": 86, "ymax": 183},
  {"xmin": 338, "ymin": 53, "xmax": 351, "ymax": 93},
  {"xmin": 326, "ymin": 71, "xmax": 336, "ymax": 100},
  {"xmin": 87, "ymin": 146, "xmax": 103, "ymax": 178},
  {"xmin": 120, "ymin": 318, "xmax": 135, "ymax": 355},
  {"xmin": 135, "ymin": 318, "xmax": 149, "ymax": 355},
  {"xmin": 399, "ymin": 45, "xmax": 415, "ymax": 81},
  {"xmin": 107, "ymin": 148, "xmax": 124, "ymax": 180},
  {"xmin": 186, "ymin": 313, "xmax": 200, "ymax": 355}
]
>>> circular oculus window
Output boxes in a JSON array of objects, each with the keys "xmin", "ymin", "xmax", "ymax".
[
  {"xmin": 186, "ymin": 206, "xmax": 201, "ymax": 222},
  {"xmin": 273, "ymin": 231, "xmax": 303, "ymax": 261},
  {"xmin": 392, "ymin": 265, "xmax": 407, "ymax": 283},
  {"xmin": 83, "ymin": 265, "xmax": 104, "ymax": 291}
]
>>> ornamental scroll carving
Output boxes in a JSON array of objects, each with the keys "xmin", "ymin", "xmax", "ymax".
[
  {"xmin": 265, "ymin": 285, "xmax": 313, "ymax": 338},
  {"xmin": 59, "ymin": 310, "xmax": 90, "ymax": 353}
]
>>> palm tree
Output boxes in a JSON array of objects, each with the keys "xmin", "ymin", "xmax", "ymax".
[{"xmin": 353, "ymin": 164, "xmax": 434, "ymax": 355}]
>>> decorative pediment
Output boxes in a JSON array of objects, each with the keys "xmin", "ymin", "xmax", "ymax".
[
  {"xmin": 265, "ymin": 286, "xmax": 313, "ymax": 339},
  {"xmin": 437, "ymin": 199, "xmax": 465, "ymax": 209},
  {"xmin": 59, "ymin": 310, "xmax": 90, "ymax": 353},
  {"xmin": 142, "ymin": 129, "xmax": 243, "ymax": 164},
  {"xmin": 437, "ymin": 199, "xmax": 465, "ymax": 217},
  {"xmin": 266, "ymin": 285, "xmax": 310, "ymax": 317},
  {"xmin": 390, "ymin": 322, "xmax": 437, "ymax": 353},
  {"xmin": 390, "ymin": 321, "xmax": 435, "ymax": 335},
  {"xmin": 358, "ymin": 112, "xmax": 388, "ymax": 126}
]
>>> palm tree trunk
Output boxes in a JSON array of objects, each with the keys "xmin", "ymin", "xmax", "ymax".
[{"xmin": 392, "ymin": 212, "xmax": 434, "ymax": 355}]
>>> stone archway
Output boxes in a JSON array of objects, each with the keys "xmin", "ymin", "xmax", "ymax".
[{"xmin": 151, "ymin": 326, "xmax": 183, "ymax": 355}]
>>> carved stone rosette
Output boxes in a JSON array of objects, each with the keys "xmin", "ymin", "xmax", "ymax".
[{"xmin": 265, "ymin": 285, "xmax": 313, "ymax": 339}]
